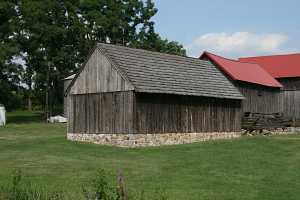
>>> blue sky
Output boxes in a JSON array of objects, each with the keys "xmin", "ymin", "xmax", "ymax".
[{"xmin": 152, "ymin": 0, "xmax": 300, "ymax": 58}]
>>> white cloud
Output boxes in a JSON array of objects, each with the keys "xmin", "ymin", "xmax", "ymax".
[{"xmin": 186, "ymin": 32, "xmax": 289, "ymax": 58}]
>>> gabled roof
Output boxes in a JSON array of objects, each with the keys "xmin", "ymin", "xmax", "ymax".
[
  {"xmin": 239, "ymin": 53, "xmax": 300, "ymax": 78},
  {"xmin": 200, "ymin": 52, "xmax": 282, "ymax": 88},
  {"xmin": 71, "ymin": 43, "xmax": 244, "ymax": 100}
]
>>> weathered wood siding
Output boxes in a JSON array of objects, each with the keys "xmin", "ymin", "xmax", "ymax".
[
  {"xmin": 278, "ymin": 77, "xmax": 300, "ymax": 90},
  {"xmin": 70, "ymin": 49, "xmax": 133, "ymax": 95},
  {"xmin": 277, "ymin": 78, "xmax": 300, "ymax": 119},
  {"xmin": 134, "ymin": 93, "xmax": 242, "ymax": 133},
  {"xmin": 236, "ymin": 78, "xmax": 300, "ymax": 119},
  {"xmin": 236, "ymin": 82, "xmax": 281, "ymax": 114},
  {"xmin": 64, "ymin": 78, "xmax": 73, "ymax": 117},
  {"xmin": 68, "ymin": 91, "xmax": 242, "ymax": 134},
  {"xmin": 68, "ymin": 91, "xmax": 135, "ymax": 134},
  {"xmin": 281, "ymin": 90, "xmax": 300, "ymax": 119}
]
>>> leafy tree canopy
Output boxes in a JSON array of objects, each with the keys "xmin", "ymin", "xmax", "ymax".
[{"xmin": 1, "ymin": 0, "xmax": 186, "ymax": 112}]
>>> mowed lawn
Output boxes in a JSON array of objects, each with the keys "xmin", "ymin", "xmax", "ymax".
[{"xmin": 0, "ymin": 111, "xmax": 300, "ymax": 200}]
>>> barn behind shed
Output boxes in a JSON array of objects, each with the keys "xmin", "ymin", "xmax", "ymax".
[
  {"xmin": 239, "ymin": 54, "xmax": 300, "ymax": 120},
  {"xmin": 65, "ymin": 43, "xmax": 244, "ymax": 147},
  {"xmin": 63, "ymin": 74, "xmax": 75, "ymax": 117},
  {"xmin": 200, "ymin": 52, "xmax": 283, "ymax": 115}
]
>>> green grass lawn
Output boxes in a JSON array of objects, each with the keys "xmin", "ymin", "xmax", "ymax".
[{"xmin": 0, "ymin": 111, "xmax": 300, "ymax": 200}]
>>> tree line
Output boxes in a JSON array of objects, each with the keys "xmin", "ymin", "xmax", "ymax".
[{"xmin": 0, "ymin": 0, "xmax": 186, "ymax": 113}]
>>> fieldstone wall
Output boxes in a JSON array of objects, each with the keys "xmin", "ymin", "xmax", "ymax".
[
  {"xmin": 242, "ymin": 127, "xmax": 300, "ymax": 136},
  {"xmin": 67, "ymin": 132, "xmax": 241, "ymax": 147},
  {"xmin": 274, "ymin": 127, "xmax": 300, "ymax": 134}
]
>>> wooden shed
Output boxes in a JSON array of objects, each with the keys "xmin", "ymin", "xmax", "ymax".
[
  {"xmin": 65, "ymin": 43, "xmax": 244, "ymax": 147},
  {"xmin": 240, "ymin": 54, "xmax": 300, "ymax": 120},
  {"xmin": 200, "ymin": 52, "xmax": 283, "ymax": 114},
  {"xmin": 63, "ymin": 74, "xmax": 75, "ymax": 117}
]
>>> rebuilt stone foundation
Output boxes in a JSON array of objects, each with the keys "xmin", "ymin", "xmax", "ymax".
[{"xmin": 67, "ymin": 132, "xmax": 241, "ymax": 147}]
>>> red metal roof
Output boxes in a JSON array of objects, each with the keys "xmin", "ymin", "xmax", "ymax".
[
  {"xmin": 200, "ymin": 52, "xmax": 282, "ymax": 88},
  {"xmin": 239, "ymin": 53, "xmax": 300, "ymax": 78}
]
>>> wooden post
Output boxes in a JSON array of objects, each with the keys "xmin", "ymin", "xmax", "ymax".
[
  {"xmin": 27, "ymin": 95, "xmax": 32, "ymax": 111},
  {"xmin": 45, "ymin": 61, "xmax": 50, "ymax": 122}
]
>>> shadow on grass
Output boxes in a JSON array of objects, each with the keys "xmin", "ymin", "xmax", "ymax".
[{"xmin": 7, "ymin": 111, "xmax": 44, "ymax": 124}]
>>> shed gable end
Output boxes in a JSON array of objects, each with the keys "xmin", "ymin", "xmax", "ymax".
[{"xmin": 70, "ymin": 49, "xmax": 134, "ymax": 94}]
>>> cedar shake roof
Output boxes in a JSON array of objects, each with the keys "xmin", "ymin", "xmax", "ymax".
[
  {"xmin": 200, "ymin": 52, "xmax": 282, "ymax": 88},
  {"xmin": 97, "ymin": 43, "xmax": 244, "ymax": 100},
  {"xmin": 239, "ymin": 53, "xmax": 300, "ymax": 78}
]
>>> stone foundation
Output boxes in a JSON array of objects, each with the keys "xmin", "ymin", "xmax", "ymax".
[
  {"xmin": 242, "ymin": 127, "xmax": 300, "ymax": 136},
  {"xmin": 67, "ymin": 132, "xmax": 241, "ymax": 147},
  {"xmin": 273, "ymin": 127, "xmax": 300, "ymax": 134}
]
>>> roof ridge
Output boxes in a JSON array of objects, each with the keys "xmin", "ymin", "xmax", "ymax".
[
  {"xmin": 239, "ymin": 52, "xmax": 300, "ymax": 59},
  {"xmin": 203, "ymin": 51, "xmax": 264, "ymax": 66},
  {"xmin": 97, "ymin": 42, "xmax": 211, "ymax": 64}
]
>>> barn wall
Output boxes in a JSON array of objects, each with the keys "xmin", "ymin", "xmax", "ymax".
[
  {"xmin": 278, "ymin": 77, "xmax": 300, "ymax": 90},
  {"xmin": 70, "ymin": 49, "xmax": 133, "ymax": 95},
  {"xmin": 236, "ymin": 82, "xmax": 282, "ymax": 114},
  {"xmin": 134, "ymin": 93, "xmax": 242, "ymax": 133},
  {"xmin": 68, "ymin": 91, "xmax": 135, "ymax": 134},
  {"xmin": 276, "ymin": 78, "xmax": 300, "ymax": 119},
  {"xmin": 63, "ymin": 78, "xmax": 73, "ymax": 117},
  {"xmin": 236, "ymin": 79, "xmax": 300, "ymax": 119},
  {"xmin": 280, "ymin": 90, "xmax": 300, "ymax": 119}
]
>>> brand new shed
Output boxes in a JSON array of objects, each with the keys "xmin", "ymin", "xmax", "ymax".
[
  {"xmin": 239, "ymin": 53, "xmax": 300, "ymax": 119},
  {"xmin": 200, "ymin": 52, "xmax": 283, "ymax": 114},
  {"xmin": 65, "ymin": 43, "xmax": 244, "ymax": 147}
]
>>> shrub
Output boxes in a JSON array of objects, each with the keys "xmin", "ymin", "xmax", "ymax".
[
  {"xmin": 0, "ymin": 170, "xmax": 64, "ymax": 200},
  {"xmin": 0, "ymin": 170, "xmax": 168, "ymax": 200},
  {"xmin": 82, "ymin": 169, "xmax": 118, "ymax": 200}
]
